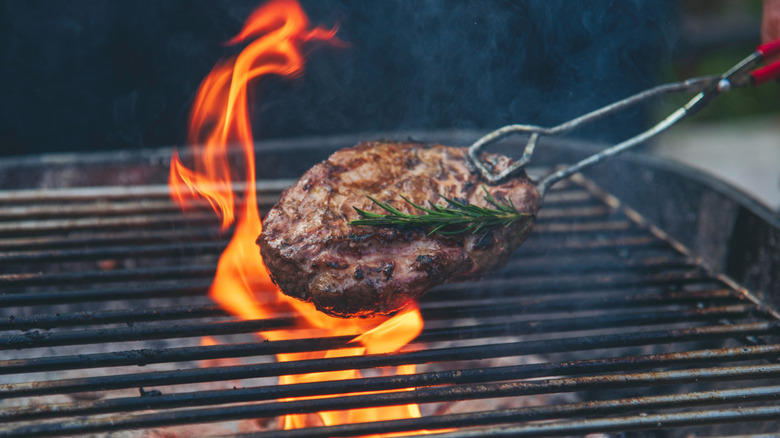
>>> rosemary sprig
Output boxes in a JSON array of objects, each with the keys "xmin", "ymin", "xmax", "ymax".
[{"xmin": 350, "ymin": 186, "xmax": 533, "ymax": 236}]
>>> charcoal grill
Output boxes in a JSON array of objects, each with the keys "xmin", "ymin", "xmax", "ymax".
[{"xmin": 1, "ymin": 131, "xmax": 779, "ymax": 437}]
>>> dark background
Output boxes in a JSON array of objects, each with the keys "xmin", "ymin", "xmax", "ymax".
[{"xmin": 0, "ymin": 0, "xmax": 759, "ymax": 157}]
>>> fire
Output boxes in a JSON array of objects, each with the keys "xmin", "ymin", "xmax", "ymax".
[{"xmin": 169, "ymin": 0, "xmax": 427, "ymax": 432}]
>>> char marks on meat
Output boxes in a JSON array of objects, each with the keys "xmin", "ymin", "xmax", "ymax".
[{"xmin": 258, "ymin": 141, "xmax": 541, "ymax": 318}]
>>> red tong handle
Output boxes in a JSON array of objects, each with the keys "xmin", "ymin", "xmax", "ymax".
[{"xmin": 752, "ymin": 38, "xmax": 780, "ymax": 86}]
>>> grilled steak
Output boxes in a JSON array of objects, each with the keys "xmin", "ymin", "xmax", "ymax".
[{"xmin": 258, "ymin": 141, "xmax": 541, "ymax": 318}]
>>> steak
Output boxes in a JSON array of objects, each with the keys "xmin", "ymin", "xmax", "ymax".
[{"xmin": 258, "ymin": 141, "xmax": 541, "ymax": 318}]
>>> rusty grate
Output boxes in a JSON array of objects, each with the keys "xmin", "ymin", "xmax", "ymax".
[{"xmin": 1, "ymin": 156, "xmax": 779, "ymax": 437}]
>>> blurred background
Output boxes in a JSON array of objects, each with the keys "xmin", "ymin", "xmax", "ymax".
[
  {"xmin": 651, "ymin": 0, "xmax": 780, "ymax": 211},
  {"xmin": 0, "ymin": 0, "xmax": 778, "ymax": 209}
]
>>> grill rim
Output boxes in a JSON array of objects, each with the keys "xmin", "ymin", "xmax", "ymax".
[{"xmin": 0, "ymin": 128, "xmax": 775, "ymax": 224}]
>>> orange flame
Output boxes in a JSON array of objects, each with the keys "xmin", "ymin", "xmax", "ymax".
[{"xmin": 169, "ymin": 0, "xmax": 427, "ymax": 432}]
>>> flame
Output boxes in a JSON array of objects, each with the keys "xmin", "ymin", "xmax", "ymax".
[{"xmin": 169, "ymin": 0, "xmax": 428, "ymax": 432}]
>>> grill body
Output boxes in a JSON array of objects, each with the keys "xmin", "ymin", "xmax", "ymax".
[{"xmin": 1, "ymin": 131, "xmax": 779, "ymax": 437}]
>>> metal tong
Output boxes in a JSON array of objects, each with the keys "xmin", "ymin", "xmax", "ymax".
[{"xmin": 467, "ymin": 37, "xmax": 780, "ymax": 197}]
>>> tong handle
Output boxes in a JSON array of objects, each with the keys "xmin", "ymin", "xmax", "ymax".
[
  {"xmin": 752, "ymin": 38, "xmax": 780, "ymax": 86},
  {"xmin": 757, "ymin": 38, "xmax": 780, "ymax": 58},
  {"xmin": 753, "ymin": 61, "xmax": 780, "ymax": 85}
]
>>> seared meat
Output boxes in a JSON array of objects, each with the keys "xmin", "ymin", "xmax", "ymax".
[{"xmin": 258, "ymin": 141, "xmax": 541, "ymax": 318}]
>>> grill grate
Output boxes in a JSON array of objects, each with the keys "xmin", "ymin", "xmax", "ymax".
[{"xmin": 1, "ymin": 169, "xmax": 779, "ymax": 437}]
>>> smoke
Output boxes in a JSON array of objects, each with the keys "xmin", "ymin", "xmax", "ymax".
[
  {"xmin": 0, "ymin": 0, "xmax": 678, "ymax": 156},
  {"xmin": 268, "ymin": 0, "xmax": 679, "ymax": 142}
]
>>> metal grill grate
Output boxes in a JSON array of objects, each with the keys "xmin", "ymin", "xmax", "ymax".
[{"xmin": 1, "ymin": 163, "xmax": 779, "ymax": 437}]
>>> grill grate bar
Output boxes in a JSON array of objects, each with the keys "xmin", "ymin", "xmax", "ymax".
[
  {"xmin": 532, "ymin": 220, "xmax": 633, "ymax": 233},
  {"xmin": 0, "ymin": 275, "xmax": 728, "ymax": 308},
  {"xmin": 0, "ymin": 223, "xmax": 649, "ymax": 255},
  {"xmin": 0, "ymin": 255, "xmax": 698, "ymax": 289},
  {"xmin": 0, "ymin": 233, "xmax": 708, "ymax": 285},
  {"xmin": 501, "ymin": 258, "xmax": 699, "ymax": 276},
  {"xmin": 0, "ymin": 235, "xmax": 699, "ymax": 286},
  {"xmin": 5, "ymin": 340, "xmax": 779, "ymax": 401},
  {"xmin": 437, "ymin": 276, "xmax": 726, "ymax": 299},
  {"xmin": 539, "ymin": 189, "xmax": 593, "ymax": 203},
  {"xmin": 8, "ymin": 372, "xmax": 780, "ymax": 429},
  {"xmin": 0, "ymin": 197, "xmax": 608, "ymax": 221},
  {"xmin": 517, "ymin": 235, "xmax": 667, "ymax": 254},
  {"xmin": 0, "ymin": 240, "xmax": 675, "ymax": 267},
  {"xmin": 0, "ymin": 212, "xmax": 221, "ymax": 237},
  {"xmin": 0, "ymin": 227, "xmax": 225, "ymax": 251},
  {"xmin": 419, "ymin": 288, "xmax": 740, "ymax": 316},
  {"xmin": 0, "ymin": 265, "xmax": 217, "ymax": 288},
  {"xmin": 0, "ymin": 305, "xmax": 227, "ymax": 331},
  {"xmin": 0, "ymin": 318, "xmax": 296, "ymax": 350},
  {"xmin": 0, "ymin": 215, "xmax": 634, "ymax": 238},
  {"xmin": 402, "ymin": 406, "xmax": 780, "ymax": 438},
  {"xmin": 0, "ymin": 180, "xmax": 296, "ymax": 203},
  {"xmin": 5, "ymin": 366, "xmax": 780, "ymax": 438},
  {"xmin": 0, "ymin": 200, "xmax": 200, "ymax": 220},
  {"xmin": 0, "ymin": 280, "xmax": 212, "ymax": 307},
  {"xmin": 534, "ymin": 205, "xmax": 616, "ymax": 221},
  {"xmin": 0, "ymin": 295, "xmax": 754, "ymax": 332},
  {"xmin": 0, "ymin": 180, "xmax": 578, "ymax": 204},
  {"xmin": 0, "ymin": 234, "xmax": 676, "ymax": 271},
  {"xmin": 0, "ymin": 231, "xmax": 663, "ymax": 264},
  {"xmin": 244, "ymin": 387, "xmax": 780, "ymax": 438},
  {"xmin": 0, "ymin": 184, "xmax": 588, "ymax": 232},
  {"xmin": 0, "ymin": 304, "xmax": 755, "ymax": 349},
  {"xmin": 0, "ymin": 241, "xmax": 224, "ymax": 264},
  {"xmin": 0, "ymin": 196, "xmax": 280, "ymax": 220},
  {"xmin": 3, "ymin": 320, "xmax": 777, "ymax": 376}
]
